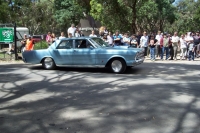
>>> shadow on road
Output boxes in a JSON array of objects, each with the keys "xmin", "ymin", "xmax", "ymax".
[{"xmin": 0, "ymin": 62, "xmax": 200, "ymax": 133}]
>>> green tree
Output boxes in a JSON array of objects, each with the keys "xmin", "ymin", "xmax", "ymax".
[
  {"xmin": 169, "ymin": 0, "xmax": 200, "ymax": 34},
  {"xmin": 0, "ymin": 0, "xmax": 10, "ymax": 23},
  {"xmin": 54, "ymin": 0, "xmax": 87, "ymax": 32}
]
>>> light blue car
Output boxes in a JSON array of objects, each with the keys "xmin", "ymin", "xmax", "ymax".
[{"xmin": 22, "ymin": 37, "xmax": 144, "ymax": 73}]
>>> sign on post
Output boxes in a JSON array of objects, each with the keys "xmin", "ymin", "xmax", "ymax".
[{"xmin": 0, "ymin": 28, "xmax": 14, "ymax": 43}]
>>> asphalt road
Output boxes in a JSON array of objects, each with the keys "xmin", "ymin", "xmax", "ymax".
[{"xmin": 0, "ymin": 60, "xmax": 200, "ymax": 133}]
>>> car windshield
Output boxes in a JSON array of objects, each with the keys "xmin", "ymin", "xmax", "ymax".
[{"xmin": 90, "ymin": 38, "xmax": 110, "ymax": 48}]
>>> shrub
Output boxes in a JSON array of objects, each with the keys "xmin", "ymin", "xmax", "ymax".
[{"xmin": 34, "ymin": 41, "xmax": 49, "ymax": 50}]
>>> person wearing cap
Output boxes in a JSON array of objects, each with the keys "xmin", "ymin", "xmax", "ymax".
[{"xmin": 25, "ymin": 35, "xmax": 35, "ymax": 51}]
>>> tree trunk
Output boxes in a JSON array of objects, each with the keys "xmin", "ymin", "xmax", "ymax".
[{"xmin": 131, "ymin": 1, "xmax": 137, "ymax": 34}]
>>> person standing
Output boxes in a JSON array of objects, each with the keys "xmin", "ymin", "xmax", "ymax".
[
  {"xmin": 26, "ymin": 35, "xmax": 34, "ymax": 51},
  {"xmin": 20, "ymin": 34, "xmax": 27, "ymax": 53},
  {"xmin": 68, "ymin": 33, "xmax": 73, "ymax": 38},
  {"xmin": 130, "ymin": 34, "xmax": 138, "ymax": 48},
  {"xmin": 155, "ymin": 31, "xmax": 162, "ymax": 58},
  {"xmin": 67, "ymin": 24, "xmax": 76, "ymax": 37},
  {"xmin": 171, "ymin": 32, "xmax": 180, "ymax": 60},
  {"xmin": 160, "ymin": 33, "xmax": 170, "ymax": 60},
  {"xmin": 188, "ymin": 39, "xmax": 195, "ymax": 61},
  {"xmin": 89, "ymin": 30, "xmax": 97, "ymax": 37},
  {"xmin": 193, "ymin": 31, "xmax": 200, "ymax": 57},
  {"xmin": 179, "ymin": 35, "xmax": 187, "ymax": 60},
  {"xmin": 46, "ymin": 32, "xmax": 52, "ymax": 46},
  {"xmin": 140, "ymin": 31, "xmax": 149, "ymax": 56},
  {"xmin": 80, "ymin": 31, "xmax": 85, "ymax": 37},
  {"xmin": 136, "ymin": 32, "xmax": 141, "ymax": 47},
  {"xmin": 51, "ymin": 33, "xmax": 57, "ymax": 43},
  {"xmin": 123, "ymin": 33, "xmax": 130, "ymax": 46},
  {"xmin": 113, "ymin": 30, "xmax": 123, "ymax": 46},
  {"xmin": 104, "ymin": 27, "xmax": 108, "ymax": 36},
  {"xmin": 75, "ymin": 30, "xmax": 80, "ymax": 37},
  {"xmin": 59, "ymin": 32, "xmax": 66, "ymax": 39},
  {"xmin": 149, "ymin": 39, "xmax": 156, "ymax": 61},
  {"xmin": 107, "ymin": 32, "xmax": 114, "ymax": 46}
]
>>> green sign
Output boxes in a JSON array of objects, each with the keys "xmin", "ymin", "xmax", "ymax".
[{"xmin": 0, "ymin": 28, "xmax": 14, "ymax": 42}]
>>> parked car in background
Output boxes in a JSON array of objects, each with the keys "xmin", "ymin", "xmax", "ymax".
[
  {"xmin": 32, "ymin": 35, "xmax": 43, "ymax": 43},
  {"xmin": 22, "ymin": 37, "xmax": 144, "ymax": 73}
]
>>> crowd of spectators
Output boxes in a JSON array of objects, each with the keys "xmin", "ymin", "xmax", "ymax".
[
  {"xmin": 44, "ymin": 24, "xmax": 200, "ymax": 61},
  {"xmin": 96, "ymin": 28, "xmax": 200, "ymax": 61}
]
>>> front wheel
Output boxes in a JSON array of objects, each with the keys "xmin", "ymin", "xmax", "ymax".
[
  {"xmin": 42, "ymin": 57, "xmax": 56, "ymax": 70},
  {"xmin": 109, "ymin": 58, "xmax": 126, "ymax": 74}
]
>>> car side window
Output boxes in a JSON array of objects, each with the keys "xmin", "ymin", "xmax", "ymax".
[
  {"xmin": 76, "ymin": 39, "xmax": 87, "ymax": 48},
  {"xmin": 75, "ymin": 40, "xmax": 93, "ymax": 48},
  {"xmin": 57, "ymin": 40, "xmax": 73, "ymax": 49}
]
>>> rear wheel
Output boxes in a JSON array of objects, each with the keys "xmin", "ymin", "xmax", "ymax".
[
  {"xmin": 109, "ymin": 58, "xmax": 126, "ymax": 74},
  {"xmin": 42, "ymin": 57, "xmax": 56, "ymax": 70}
]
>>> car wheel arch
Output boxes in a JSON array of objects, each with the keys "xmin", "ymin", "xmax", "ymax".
[
  {"xmin": 40, "ymin": 56, "xmax": 54, "ymax": 63},
  {"xmin": 41, "ymin": 57, "xmax": 56, "ymax": 70},
  {"xmin": 105, "ymin": 57, "xmax": 127, "ymax": 67}
]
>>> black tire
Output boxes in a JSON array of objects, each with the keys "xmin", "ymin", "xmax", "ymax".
[
  {"xmin": 109, "ymin": 58, "xmax": 126, "ymax": 74},
  {"xmin": 42, "ymin": 57, "xmax": 56, "ymax": 70}
]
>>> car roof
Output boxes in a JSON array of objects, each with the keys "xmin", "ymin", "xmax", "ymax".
[{"xmin": 59, "ymin": 37, "xmax": 99, "ymax": 40}]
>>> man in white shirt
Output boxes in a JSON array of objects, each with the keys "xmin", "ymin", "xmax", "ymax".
[
  {"xmin": 89, "ymin": 30, "xmax": 97, "ymax": 37},
  {"xmin": 155, "ymin": 31, "xmax": 162, "ymax": 58},
  {"xmin": 140, "ymin": 31, "xmax": 149, "ymax": 56},
  {"xmin": 59, "ymin": 32, "xmax": 66, "ymax": 40},
  {"xmin": 171, "ymin": 32, "xmax": 180, "ymax": 60},
  {"xmin": 67, "ymin": 24, "xmax": 76, "ymax": 37}
]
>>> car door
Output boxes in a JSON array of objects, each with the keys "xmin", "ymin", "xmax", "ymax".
[
  {"xmin": 73, "ymin": 39, "xmax": 96, "ymax": 65},
  {"xmin": 52, "ymin": 40, "xmax": 74, "ymax": 65}
]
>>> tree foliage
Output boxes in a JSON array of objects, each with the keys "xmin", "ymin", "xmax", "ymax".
[{"xmin": 0, "ymin": 0, "xmax": 199, "ymax": 35}]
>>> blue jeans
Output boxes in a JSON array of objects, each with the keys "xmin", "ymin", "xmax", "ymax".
[
  {"xmin": 161, "ymin": 47, "xmax": 169, "ymax": 60},
  {"xmin": 188, "ymin": 51, "xmax": 194, "ymax": 60},
  {"xmin": 150, "ymin": 47, "xmax": 155, "ymax": 60}
]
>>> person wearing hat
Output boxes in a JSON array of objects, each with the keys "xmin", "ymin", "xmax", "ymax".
[{"xmin": 25, "ymin": 35, "xmax": 35, "ymax": 51}]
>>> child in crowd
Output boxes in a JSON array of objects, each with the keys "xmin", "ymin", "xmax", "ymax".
[
  {"xmin": 188, "ymin": 39, "xmax": 195, "ymax": 61},
  {"xmin": 149, "ymin": 39, "xmax": 156, "ymax": 61}
]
